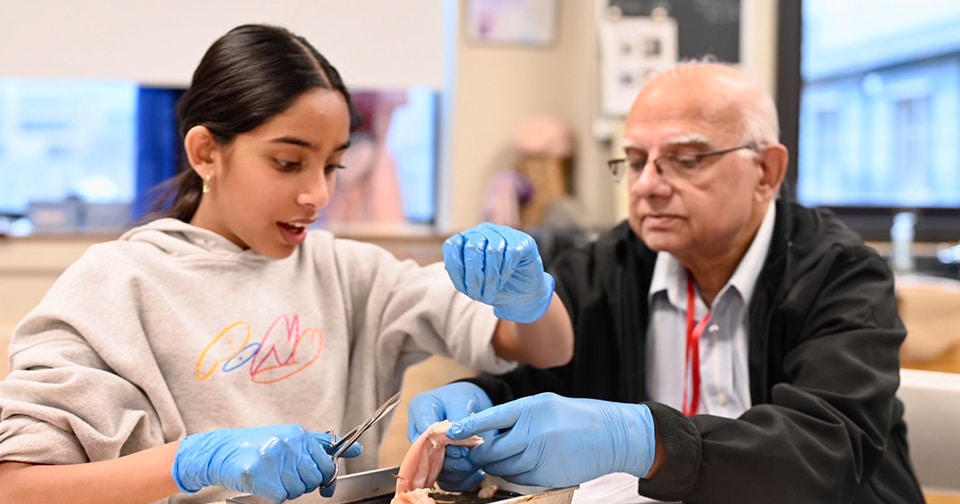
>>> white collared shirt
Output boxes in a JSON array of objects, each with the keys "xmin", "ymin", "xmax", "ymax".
[{"xmin": 645, "ymin": 201, "xmax": 776, "ymax": 418}]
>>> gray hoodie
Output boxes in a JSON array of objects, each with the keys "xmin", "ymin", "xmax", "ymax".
[{"xmin": 0, "ymin": 218, "xmax": 514, "ymax": 503}]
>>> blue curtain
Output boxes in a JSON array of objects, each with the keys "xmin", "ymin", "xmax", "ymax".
[{"xmin": 133, "ymin": 87, "xmax": 185, "ymax": 220}]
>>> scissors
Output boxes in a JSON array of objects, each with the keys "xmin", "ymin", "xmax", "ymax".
[{"xmin": 320, "ymin": 391, "xmax": 402, "ymax": 489}]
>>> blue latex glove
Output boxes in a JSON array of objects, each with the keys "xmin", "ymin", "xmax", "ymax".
[
  {"xmin": 407, "ymin": 382, "xmax": 494, "ymax": 491},
  {"xmin": 172, "ymin": 424, "xmax": 363, "ymax": 503},
  {"xmin": 443, "ymin": 223, "xmax": 555, "ymax": 324},
  {"xmin": 447, "ymin": 393, "xmax": 656, "ymax": 488}
]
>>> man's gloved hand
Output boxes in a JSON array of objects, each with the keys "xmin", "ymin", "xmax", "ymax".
[
  {"xmin": 446, "ymin": 393, "xmax": 656, "ymax": 488},
  {"xmin": 443, "ymin": 223, "xmax": 555, "ymax": 324},
  {"xmin": 172, "ymin": 424, "xmax": 363, "ymax": 503},
  {"xmin": 407, "ymin": 382, "xmax": 494, "ymax": 491}
]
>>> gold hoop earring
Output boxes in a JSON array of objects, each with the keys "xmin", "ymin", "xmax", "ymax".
[{"xmin": 202, "ymin": 174, "xmax": 211, "ymax": 194}]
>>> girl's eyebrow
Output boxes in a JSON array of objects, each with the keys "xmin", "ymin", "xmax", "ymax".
[
  {"xmin": 270, "ymin": 136, "xmax": 317, "ymax": 150},
  {"xmin": 269, "ymin": 136, "xmax": 351, "ymax": 152}
]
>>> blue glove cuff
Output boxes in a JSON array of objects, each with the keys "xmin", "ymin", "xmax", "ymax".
[
  {"xmin": 623, "ymin": 404, "xmax": 657, "ymax": 478},
  {"xmin": 172, "ymin": 435, "xmax": 205, "ymax": 494},
  {"xmin": 493, "ymin": 272, "xmax": 555, "ymax": 324}
]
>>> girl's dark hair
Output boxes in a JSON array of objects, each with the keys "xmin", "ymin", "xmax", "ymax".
[{"xmin": 151, "ymin": 24, "xmax": 356, "ymax": 222}]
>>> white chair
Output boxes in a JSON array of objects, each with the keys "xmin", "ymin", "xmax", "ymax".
[{"xmin": 899, "ymin": 368, "xmax": 960, "ymax": 495}]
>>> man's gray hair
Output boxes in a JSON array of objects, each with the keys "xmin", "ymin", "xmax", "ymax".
[{"xmin": 650, "ymin": 57, "xmax": 780, "ymax": 146}]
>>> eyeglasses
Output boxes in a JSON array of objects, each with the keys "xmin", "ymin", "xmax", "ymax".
[{"xmin": 607, "ymin": 143, "xmax": 758, "ymax": 183}]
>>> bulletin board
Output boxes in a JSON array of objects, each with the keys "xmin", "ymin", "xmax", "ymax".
[{"xmin": 607, "ymin": 0, "xmax": 740, "ymax": 62}]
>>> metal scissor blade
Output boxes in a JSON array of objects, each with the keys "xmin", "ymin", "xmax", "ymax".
[{"xmin": 330, "ymin": 391, "xmax": 402, "ymax": 459}]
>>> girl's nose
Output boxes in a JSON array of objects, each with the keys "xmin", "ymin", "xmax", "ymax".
[{"xmin": 296, "ymin": 171, "xmax": 332, "ymax": 209}]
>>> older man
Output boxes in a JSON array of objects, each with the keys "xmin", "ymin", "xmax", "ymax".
[{"xmin": 410, "ymin": 62, "xmax": 924, "ymax": 503}]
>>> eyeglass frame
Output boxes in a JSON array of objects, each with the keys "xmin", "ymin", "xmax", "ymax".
[{"xmin": 607, "ymin": 142, "xmax": 760, "ymax": 183}]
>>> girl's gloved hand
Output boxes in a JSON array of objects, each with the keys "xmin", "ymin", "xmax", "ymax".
[
  {"xmin": 172, "ymin": 424, "xmax": 363, "ymax": 503},
  {"xmin": 407, "ymin": 382, "xmax": 494, "ymax": 491},
  {"xmin": 443, "ymin": 223, "xmax": 555, "ymax": 324},
  {"xmin": 447, "ymin": 393, "xmax": 656, "ymax": 488}
]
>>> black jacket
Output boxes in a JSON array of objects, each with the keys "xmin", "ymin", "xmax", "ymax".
[{"xmin": 470, "ymin": 200, "xmax": 924, "ymax": 503}]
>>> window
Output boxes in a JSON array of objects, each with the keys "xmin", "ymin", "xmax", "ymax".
[
  {"xmin": 798, "ymin": 107, "xmax": 840, "ymax": 204},
  {"xmin": 0, "ymin": 80, "xmax": 439, "ymax": 236},
  {"xmin": 894, "ymin": 95, "xmax": 932, "ymax": 202},
  {"xmin": 0, "ymin": 79, "xmax": 138, "ymax": 234},
  {"xmin": 778, "ymin": 0, "xmax": 960, "ymax": 241}
]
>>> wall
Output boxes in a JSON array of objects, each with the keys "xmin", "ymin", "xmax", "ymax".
[
  {"xmin": 0, "ymin": 0, "xmax": 445, "ymax": 89},
  {"xmin": 441, "ymin": 1, "xmax": 610, "ymax": 229}
]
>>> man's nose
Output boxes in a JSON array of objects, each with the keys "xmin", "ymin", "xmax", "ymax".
[{"xmin": 630, "ymin": 159, "xmax": 671, "ymax": 197}]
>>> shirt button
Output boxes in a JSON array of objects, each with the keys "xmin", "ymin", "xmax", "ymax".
[
  {"xmin": 709, "ymin": 324, "xmax": 720, "ymax": 333},
  {"xmin": 718, "ymin": 394, "xmax": 728, "ymax": 406}
]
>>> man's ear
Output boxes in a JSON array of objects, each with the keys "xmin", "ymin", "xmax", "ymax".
[
  {"xmin": 756, "ymin": 143, "xmax": 789, "ymax": 202},
  {"xmin": 183, "ymin": 125, "xmax": 218, "ymax": 178}
]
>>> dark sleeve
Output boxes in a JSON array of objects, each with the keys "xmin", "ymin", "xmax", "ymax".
[{"xmin": 638, "ymin": 248, "xmax": 906, "ymax": 503}]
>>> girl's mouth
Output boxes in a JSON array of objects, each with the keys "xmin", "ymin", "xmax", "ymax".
[{"xmin": 278, "ymin": 222, "xmax": 308, "ymax": 244}]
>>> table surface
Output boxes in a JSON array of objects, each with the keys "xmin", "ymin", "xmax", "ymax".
[
  {"xmin": 926, "ymin": 493, "xmax": 960, "ymax": 504},
  {"xmin": 205, "ymin": 490, "xmax": 960, "ymax": 504}
]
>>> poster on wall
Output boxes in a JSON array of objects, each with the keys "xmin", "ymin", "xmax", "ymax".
[
  {"xmin": 465, "ymin": 0, "xmax": 559, "ymax": 46},
  {"xmin": 595, "ymin": 0, "xmax": 740, "ymax": 116},
  {"xmin": 598, "ymin": 14, "xmax": 678, "ymax": 116}
]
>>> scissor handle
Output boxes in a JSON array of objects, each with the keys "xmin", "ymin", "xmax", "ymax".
[{"xmin": 320, "ymin": 392, "xmax": 402, "ymax": 490}]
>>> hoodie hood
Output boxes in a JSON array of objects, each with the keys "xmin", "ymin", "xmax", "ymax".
[{"xmin": 119, "ymin": 218, "xmax": 265, "ymax": 260}]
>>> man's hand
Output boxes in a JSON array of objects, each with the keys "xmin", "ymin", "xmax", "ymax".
[
  {"xmin": 447, "ymin": 393, "xmax": 656, "ymax": 488},
  {"xmin": 407, "ymin": 382, "xmax": 494, "ymax": 491}
]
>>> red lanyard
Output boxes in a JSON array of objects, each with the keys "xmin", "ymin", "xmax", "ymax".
[{"xmin": 683, "ymin": 274, "xmax": 710, "ymax": 416}]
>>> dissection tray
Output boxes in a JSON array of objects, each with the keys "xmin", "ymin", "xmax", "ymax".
[{"xmin": 226, "ymin": 466, "xmax": 576, "ymax": 504}]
